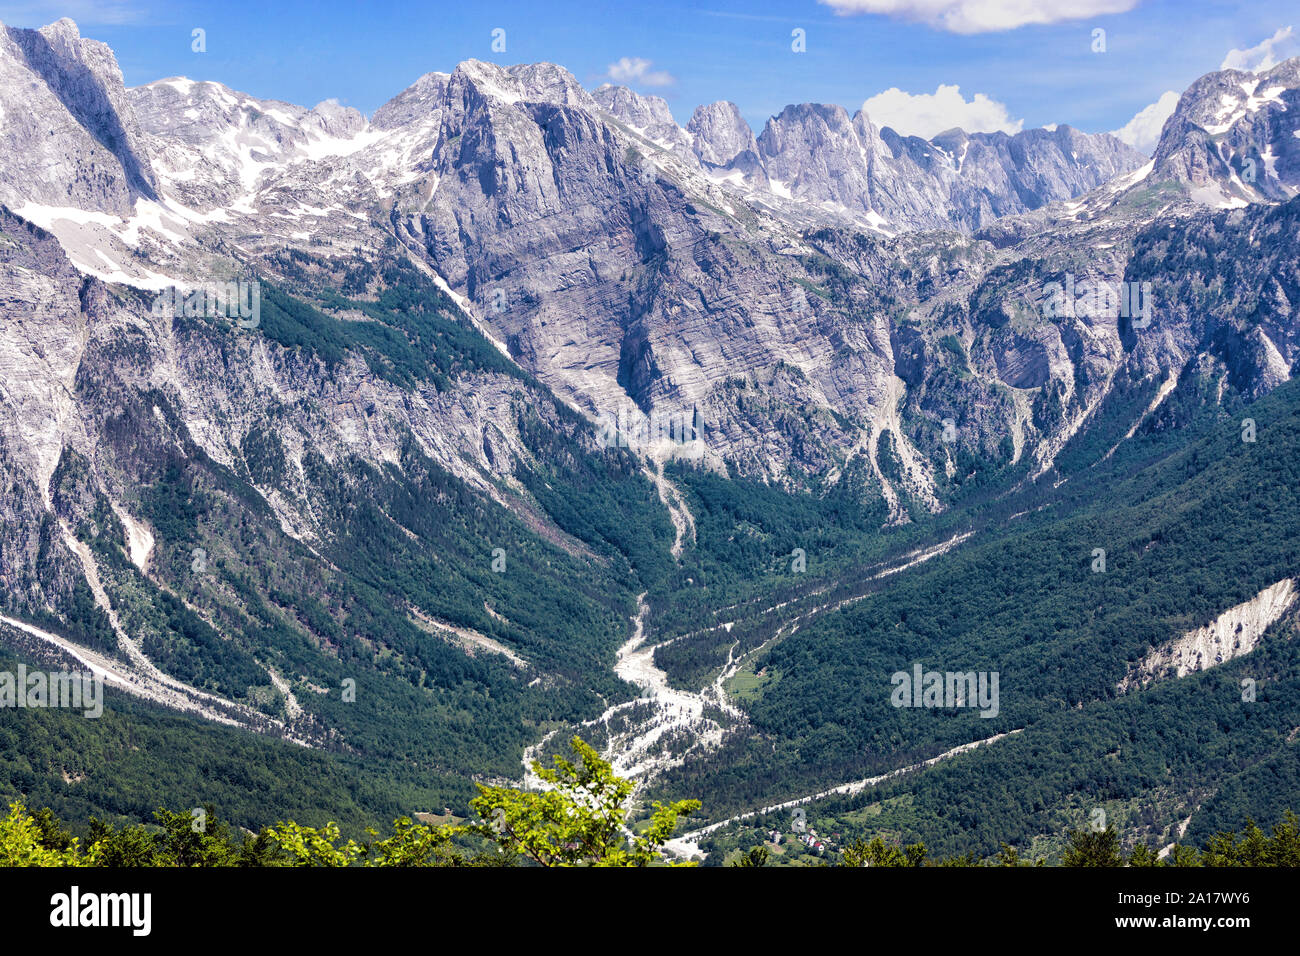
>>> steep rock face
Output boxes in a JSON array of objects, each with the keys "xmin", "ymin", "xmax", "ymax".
[
  {"xmin": 758, "ymin": 103, "xmax": 878, "ymax": 217},
  {"xmin": 130, "ymin": 78, "xmax": 309, "ymax": 210},
  {"xmin": 687, "ymin": 100, "xmax": 767, "ymax": 184},
  {"xmin": 392, "ymin": 61, "xmax": 902, "ymax": 482},
  {"xmin": 688, "ymin": 100, "xmax": 758, "ymax": 165},
  {"xmin": 0, "ymin": 211, "xmax": 98, "ymax": 623},
  {"xmin": 1121, "ymin": 197, "xmax": 1300, "ymax": 404},
  {"xmin": 21, "ymin": 55, "xmax": 904, "ymax": 489},
  {"xmin": 113, "ymin": 310, "xmax": 531, "ymax": 535},
  {"xmin": 0, "ymin": 18, "xmax": 157, "ymax": 215},
  {"xmin": 0, "ymin": 213, "xmax": 90, "ymax": 506},
  {"xmin": 584, "ymin": 88, "xmax": 1146, "ymax": 235},
  {"xmin": 870, "ymin": 125, "xmax": 960, "ymax": 230}
]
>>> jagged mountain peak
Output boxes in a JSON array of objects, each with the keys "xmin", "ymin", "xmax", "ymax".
[
  {"xmin": 127, "ymin": 75, "xmax": 378, "ymax": 215},
  {"xmin": 372, "ymin": 71, "xmax": 450, "ymax": 129},
  {"xmin": 1168, "ymin": 58, "xmax": 1299, "ymax": 130},
  {"xmin": 35, "ymin": 15, "xmax": 80, "ymax": 40},
  {"xmin": 1150, "ymin": 56, "xmax": 1300, "ymax": 206},
  {"xmin": 130, "ymin": 76, "xmax": 310, "ymax": 128},
  {"xmin": 0, "ymin": 16, "xmax": 158, "ymax": 213},
  {"xmin": 929, "ymin": 125, "xmax": 969, "ymax": 145},
  {"xmin": 303, "ymin": 98, "xmax": 366, "ymax": 138},
  {"xmin": 593, "ymin": 84, "xmax": 674, "ymax": 125},
  {"xmin": 449, "ymin": 58, "xmax": 596, "ymax": 111},
  {"xmin": 592, "ymin": 83, "xmax": 694, "ymax": 158},
  {"xmin": 765, "ymin": 100, "xmax": 858, "ymax": 133},
  {"xmin": 686, "ymin": 100, "xmax": 756, "ymax": 166}
]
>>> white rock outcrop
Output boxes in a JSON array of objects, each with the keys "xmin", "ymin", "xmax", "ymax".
[{"xmin": 1121, "ymin": 578, "xmax": 1297, "ymax": 690}]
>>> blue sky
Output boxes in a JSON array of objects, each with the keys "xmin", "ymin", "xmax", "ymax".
[{"xmin": 1, "ymin": 0, "xmax": 1296, "ymax": 146}]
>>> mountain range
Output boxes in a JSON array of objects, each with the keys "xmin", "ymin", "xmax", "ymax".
[{"xmin": 2, "ymin": 17, "xmax": 1299, "ymax": 863}]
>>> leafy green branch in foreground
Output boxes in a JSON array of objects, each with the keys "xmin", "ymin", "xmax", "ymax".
[
  {"xmin": 0, "ymin": 737, "xmax": 698, "ymax": 867},
  {"xmin": 3, "ymin": 736, "xmax": 1298, "ymax": 867}
]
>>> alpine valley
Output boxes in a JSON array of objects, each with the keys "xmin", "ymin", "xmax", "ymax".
[{"xmin": 2, "ymin": 16, "xmax": 1300, "ymax": 865}]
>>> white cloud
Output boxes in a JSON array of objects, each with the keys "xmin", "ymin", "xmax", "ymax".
[
  {"xmin": 1220, "ymin": 26, "xmax": 1297, "ymax": 73},
  {"xmin": 605, "ymin": 57, "xmax": 675, "ymax": 88},
  {"xmin": 862, "ymin": 84, "xmax": 1022, "ymax": 138},
  {"xmin": 1111, "ymin": 90, "xmax": 1179, "ymax": 155},
  {"xmin": 818, "ymin": 0, "xmax": 1139, "ymax": 34}
]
